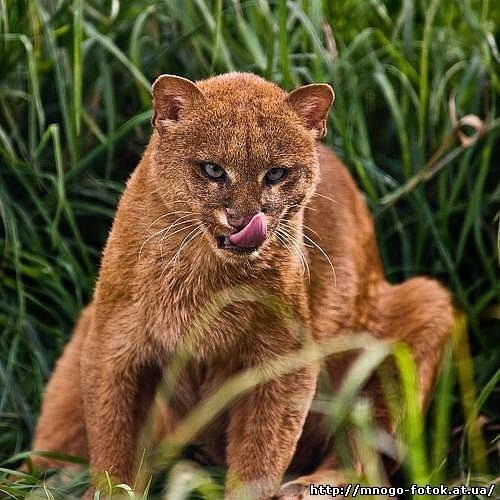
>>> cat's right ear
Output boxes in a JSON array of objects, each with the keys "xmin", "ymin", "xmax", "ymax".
[{"xmin": 151, "ymin": 75, "xmax": 206, "ymax": 129}]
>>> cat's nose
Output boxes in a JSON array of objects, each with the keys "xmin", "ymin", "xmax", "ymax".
[{"xmin": 226, "ymin": 208, "xmax": 254, "ymax": 229}]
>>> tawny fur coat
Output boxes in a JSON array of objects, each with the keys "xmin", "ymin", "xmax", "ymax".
[{"xmin": 29, "ymin": 73, "xmax": 453, "ymax": 499}]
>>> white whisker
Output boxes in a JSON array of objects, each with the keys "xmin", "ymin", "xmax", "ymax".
[
  {"xmin": 160, "ymin": 224, "xmax": 205, "ymax": 281},
  {"xmin": 139, "ymin": 226, "xmax": 170, "ymax": 259},
  {"xmin": 139, "ymin": 213, "xmax": 200, "ymax": 260},
  {"xmin": 156, "ymin": 222, "xmax": 200, "ymax": 259},
  {"xmin": 313, "ymin": 192, "xmax": 337, "ymax": 205},
  {"xmin": 288, "ymin": 203, "xmax": 317, "ymax": 212},
  {"xmin": 278, "ymin": 222, "xmax": 336, "ymax": 286},
  {"xmin": 172, "ymin": 225, "xmax": 205, "ymax": 267},
  {"xmin": 276, "ymin": 226, "xmax": 311, "ymax": 282},
  {"xmin": 280, "ymin": 218, "xmax": 322, "ymax": 240},
  {"xmin": 145, "ymin": 210, "xmax": 200, "ymax": 233},
  {"xmin": 275, "ymin": 230, "xmax": 302, "ymax": 275},
  {"xmin": 275, "ymin": 231, "xmax": 298, "ymax": 266},
  {"xmin": 277, "ymin": 227, "xmax": 309, "ymax": 273},
  {"xmin": 301, "ymin": 232, "xmax": 337, "ymax": 287},
  {"xmin": 159, "ymin": 218, "xmax": 202, "ymax": 259}
]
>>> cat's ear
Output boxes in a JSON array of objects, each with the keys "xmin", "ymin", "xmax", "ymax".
[
  {"xmin": 151, "ymin": 75, "xmax": 205, "ymax": 128},
  {"xmin": 286, "ymin": 84, "xmax": 335, "ymax": 139}
]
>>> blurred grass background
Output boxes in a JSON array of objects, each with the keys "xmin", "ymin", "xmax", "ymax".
[{"xmin": 0, "ymin": 0, "xmax": 499, "ymax": 498}]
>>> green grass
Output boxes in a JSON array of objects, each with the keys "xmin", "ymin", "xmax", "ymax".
[{"xmin": 0, "ymin": 0, "xmax": 499, "ymax": 498}]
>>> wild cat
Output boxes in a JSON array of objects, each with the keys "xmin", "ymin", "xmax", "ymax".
[{"xmin": 28, "ymin": 73, "xmax": 453, "ymax": 499}]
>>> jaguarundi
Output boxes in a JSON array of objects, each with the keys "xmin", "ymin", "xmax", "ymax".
[{"xmin": 27, "ymin": 72, "xmax": 453, "ymax": 499}]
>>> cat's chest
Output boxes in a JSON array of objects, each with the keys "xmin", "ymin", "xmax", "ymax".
[{"xmin": 147, "ymin": 266, "xmax": 299, "ymax": 361}]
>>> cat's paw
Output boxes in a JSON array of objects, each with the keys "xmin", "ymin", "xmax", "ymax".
[
  {"xmin": 275, "ymin": 471, "xmax": 349, "ymax": 499},
  {"xmin": 274, "ymin": 479, "xmax": 309, "ymax": 499}
]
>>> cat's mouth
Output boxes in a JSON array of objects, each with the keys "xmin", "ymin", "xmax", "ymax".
[
  {"xmin": 217, "ymin": 235, "xmax": 258, "ymax": 254},
  {"xmin": 216, "ymin": 212, "xmax": 267, "ymax": 255}
]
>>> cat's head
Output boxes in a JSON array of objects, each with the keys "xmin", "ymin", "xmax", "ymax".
[{"xmin": 150, "ymin": 73, "xmax": 334, "ymax": 261}]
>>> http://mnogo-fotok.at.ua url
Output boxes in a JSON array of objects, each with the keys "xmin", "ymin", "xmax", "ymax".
[{"xmin": 308, "ymin": 483, "xmax": 496, "ymax": 497}]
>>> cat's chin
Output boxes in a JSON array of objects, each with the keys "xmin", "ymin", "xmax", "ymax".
[
  {"xmin": 216, "ymin": 235, "xmax": 261, "ymax": 260},
  {"xmin": 217, "ymin": 235, "xmax": 256, "ymax": 252},
  {"xmin": 221, "ymin": 248, "xmax": 260, "ymax": 261}
]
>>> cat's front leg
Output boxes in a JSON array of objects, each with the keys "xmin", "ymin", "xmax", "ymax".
[
  {"xmin": 225, "ymin": 365, "xmax": 318, "ymax": 500},
  {"xmin": 80, "ymin": 321, "xmax": 163, "ymax": 497}
]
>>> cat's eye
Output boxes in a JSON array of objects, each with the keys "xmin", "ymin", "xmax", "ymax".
[
  {"xmin": 201, "ymin": 162, "xmax": 226, "ymax": 181},
  {"xmin": 265, "ymin": 167, "xmax": 288, "ymax": 185}
]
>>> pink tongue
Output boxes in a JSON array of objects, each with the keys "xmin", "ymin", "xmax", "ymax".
[{"xmin": 229, "ymin": 213, "xmax": 268, "ymax": 248}]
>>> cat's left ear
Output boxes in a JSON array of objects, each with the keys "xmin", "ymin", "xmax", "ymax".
[
  {"xmin": 151, "ymin": 74, "xmax": 206, "ymax": 129},
  {"xmin": 286, "ymin": 84, "xmax": 335, "ymax": 139}
]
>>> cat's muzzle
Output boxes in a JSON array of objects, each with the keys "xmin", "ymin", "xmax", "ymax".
[{"xmin": 217, "ymin": 212, "xmax": 268, "ymax": 254}]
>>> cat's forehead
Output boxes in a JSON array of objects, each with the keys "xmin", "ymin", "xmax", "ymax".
[
  {"xmin": 191, "ymin": 73, "xmax": 302, "ymax": 128},
  {"xmin": 175, "ymin": 73, "xmax": 317, "ymax": 167},
  {"xmin": 196, "ymin": 73, "xmax": 292, "ymax": 121},
  {"xmin": 197, "ymin": 72, "xmax": 286, "ymax": 103},
  {"xmin": 185, "ymin": 107, "xmax": 315, "ymax": 170}
]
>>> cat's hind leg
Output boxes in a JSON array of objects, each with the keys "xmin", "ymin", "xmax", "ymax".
[
  {"xmin": 24, "ymin": 305, "xmax": 93, "ymax": 471},
  {"xmin": 372, "ymin": 277, "xmax": 454, "ymax": 410},
  {"xmin": 275, "ymin": 277, "xmax": 454, "ymax": 499}
]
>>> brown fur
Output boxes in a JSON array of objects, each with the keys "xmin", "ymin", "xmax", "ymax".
[{"xmin": 29, "ymin": 73, "xmax": 454, "ymax": 499}]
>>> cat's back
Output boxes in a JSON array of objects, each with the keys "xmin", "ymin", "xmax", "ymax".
[
  {"xmin": 304, "ymin": 144, "xmax": 383, "ymax": 334},
  {"xmin": 307, "ymin": 143, "xmax": 380, "ymax": 258}
]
